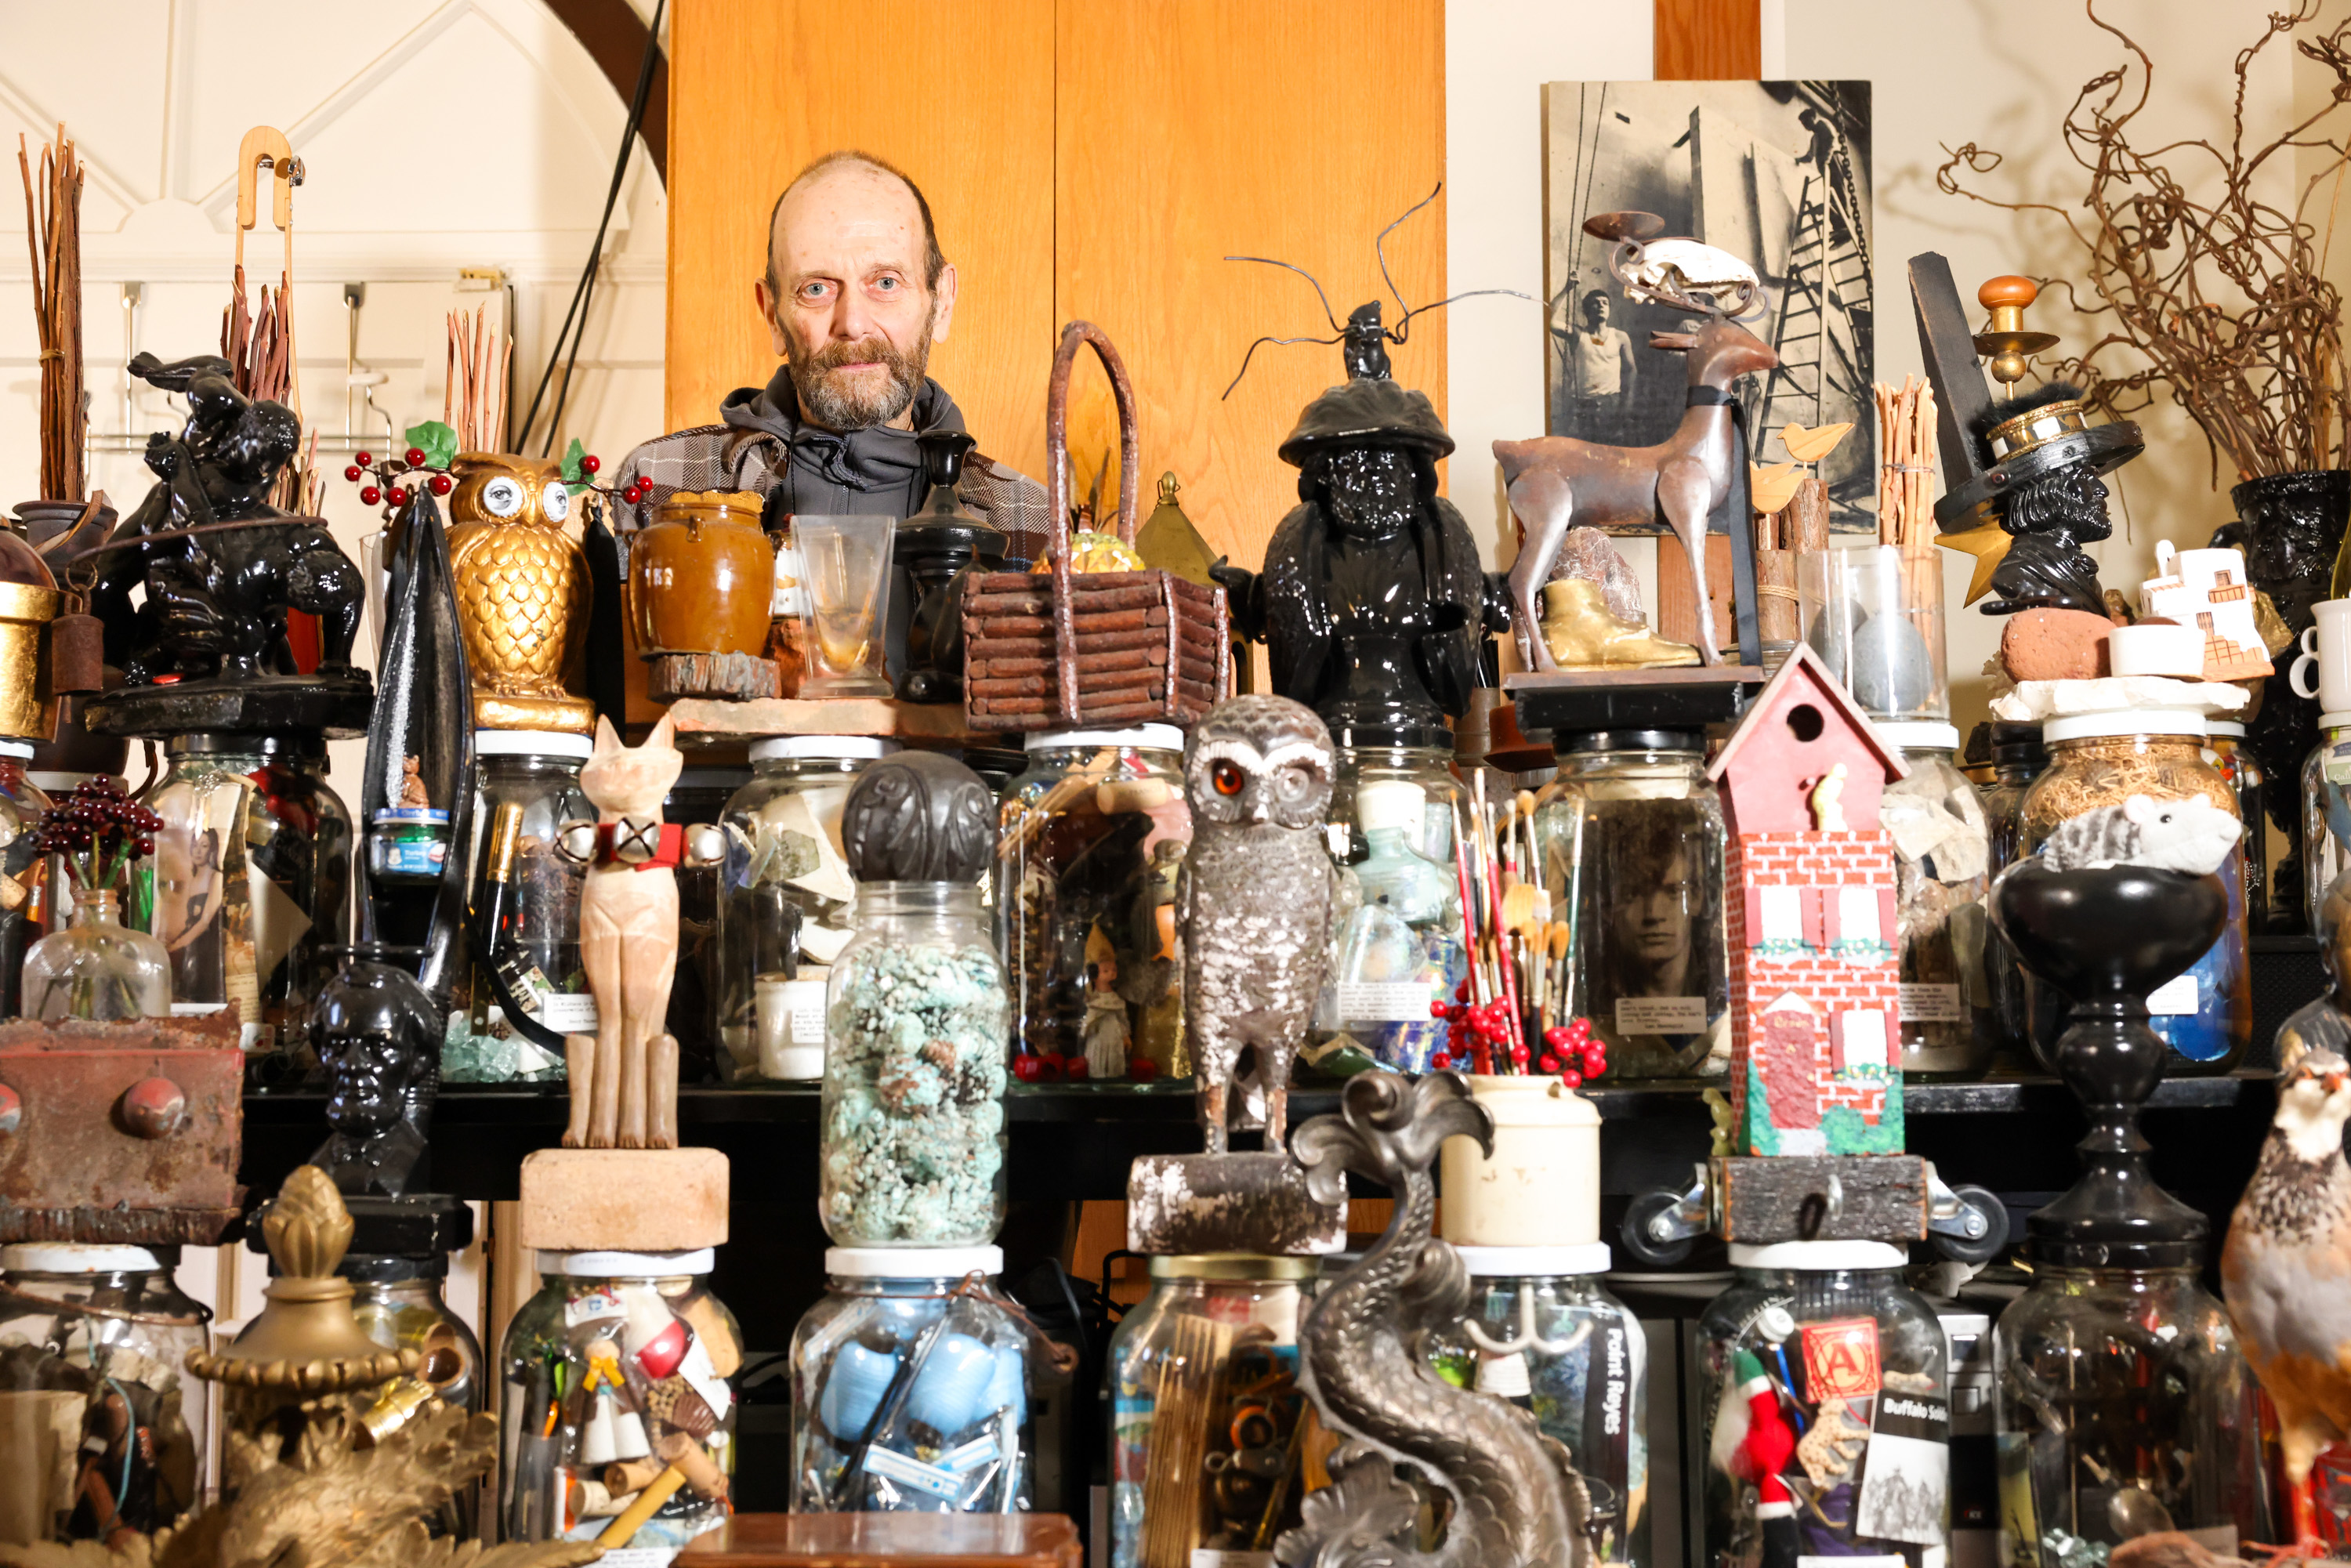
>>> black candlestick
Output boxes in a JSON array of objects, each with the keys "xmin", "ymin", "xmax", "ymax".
[
  {"xmin": 893, "ymin": 429, "xmax": 1004, "ymax": 704},
  {"xmin": 1991, "ymin": 861, "xmax": 2230, "ymax": 1266}
]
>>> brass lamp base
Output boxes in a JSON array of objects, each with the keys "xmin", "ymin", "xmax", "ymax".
[{"xmin": 473, "ymin": 688, "xmax": 596, "ymax": 734}]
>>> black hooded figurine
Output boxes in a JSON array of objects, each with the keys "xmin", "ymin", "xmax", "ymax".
[
  {"xmin": 1212, "ymin": 302, "xmax": 1487, "ymax": 746},
  {"xmin": 1974, "ymin": 384, "xmax": 2114, "ymax": 617},
  {"xmin": 307, "ymin": 949, "xmax": 444, "ymax": 1199}
]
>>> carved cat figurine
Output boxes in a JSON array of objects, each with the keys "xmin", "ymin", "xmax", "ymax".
[{"xmin": 563, "ymin": 712, "xmax": 687, "ymax": 1149}]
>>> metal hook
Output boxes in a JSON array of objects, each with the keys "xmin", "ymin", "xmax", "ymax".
[{"xmin": 1461, "ymin": 1280, "xmax": 1591, "ymax": 1358}]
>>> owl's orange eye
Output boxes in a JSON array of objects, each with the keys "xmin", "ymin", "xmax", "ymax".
[{"xmin": 1212, "ymin": 761, "xmax": 1245, "ymax": 796}]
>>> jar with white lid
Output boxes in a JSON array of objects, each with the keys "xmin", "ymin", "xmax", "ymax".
[
  {"xmin": 2302, "ymin": 710, "xmax": 2351, "ymax": 932},
  {"xmin": 1873, "ymin": 719, "xmax": 1993, "ymax": 1080},
  {"xmin": 1326, "ymin": 724, "xmax": 1462, "ymax": 871},
  {"xmin": 996, "ymin": 725, "xmax": 1189, "ymax": 1083},
  {"xmin": 716, "ymin": 735, "xmax": 897, "ymax": 1081},
  {"xmin": 1425, "ymin": 1243, "xmax": 1649, "ymax": 1568},
  {"xmin": 789, "ymin": 1244, "xmax": 1037, "ymax": 1513},
  {"xmin": 0, "ymin": 1243, "xmax": 211, "ymax": 1543},
  {"xmin": 1316, "ymin": 776, "xmax": 1462, "ymax": 1070},
  {"xmin": 1696, "ymin": 1240, "xmax": 1951, "ymax": 1568},
  {"xmin": 496, "ymin": 1248, "xmax": 740, "ymax": 1551},
  {"xmin": 445, "ymin": 730, "xmax": 595, "ymax": 1084},
  {"xmin": 2020, "ymin": 708, "xmax": 2251, "ymax": 1073}
]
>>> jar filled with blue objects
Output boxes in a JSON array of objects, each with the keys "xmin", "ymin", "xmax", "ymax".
[{"xmin": 788, "ymin": 1245, "xmax": 1036, "ymax": 1512}]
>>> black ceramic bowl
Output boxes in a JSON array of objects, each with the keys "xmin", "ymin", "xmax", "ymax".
[{"xmin": 1989, "ymin": 861, "xmax": 2228, "ymax": 1005}]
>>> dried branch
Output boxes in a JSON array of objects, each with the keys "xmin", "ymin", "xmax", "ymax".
[
  {"xmin": 1936, "ymin": 0, "xmax": 2351, "ymax": 483},
  {"xmin": 19, "ymin": 126, "xmax": 85, "ymax": 502}
]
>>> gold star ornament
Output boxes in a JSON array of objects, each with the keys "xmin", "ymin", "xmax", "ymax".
[{"xmin": 1937, "ymin": 520, "xmax": 2012, "ymax": 607}]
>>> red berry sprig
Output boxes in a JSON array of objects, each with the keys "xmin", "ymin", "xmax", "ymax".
[
  {"xmin": 30, "ymin": 777, "xmax": 162, "ymax": 895},
  {"xmin": 1540, "ymin": 1018, "xmax": 1609, "ymax": 1088},
  {"xmin": 340, "ymin": 446, "xmax": 617, "ymax": 521}
]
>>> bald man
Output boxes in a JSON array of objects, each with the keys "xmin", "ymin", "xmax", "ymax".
[{"xmin": 616, "ymin": 150, "xmax": 1043, "ymax": 547}]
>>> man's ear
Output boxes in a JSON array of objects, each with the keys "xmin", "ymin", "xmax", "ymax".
[
  {"xmin": 929, "ymin": 262, "xmax": 958, "ymax": 346},
  {"xmin": 753, "ymin": 277, "xmax": 788, "ymax": 357}
]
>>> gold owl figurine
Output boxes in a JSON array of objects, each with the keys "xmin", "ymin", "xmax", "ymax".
[{"xmin": 446, "ymin": 451, "xmax": 595, "ymax": 733}]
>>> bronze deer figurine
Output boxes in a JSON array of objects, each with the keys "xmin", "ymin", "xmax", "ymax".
[{"xmin": 1495, "ymin": 257, "xmax": 1778, "ymax": 671}]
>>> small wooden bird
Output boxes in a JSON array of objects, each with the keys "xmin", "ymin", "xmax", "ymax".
[{"xmin": 2221, "ymin": 1045, "xmax": 2351, "ymax": 1552}]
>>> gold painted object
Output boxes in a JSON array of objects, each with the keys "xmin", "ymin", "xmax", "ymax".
[
  {"xmin": 446, "ymin": 451, "xmax": 594, "ymax": 734},
  {"xmin": 1034, "ymin": 527, "xmax": 1147, "ymax": 574},
  {"xmin": 0, "ymin": 526, "xmax": 63, "ymax": 744},
  {"xmin": 1135, "ymin": 471, "xmax": 1218, "ymax": 586},
  {"xmin": 1539, "ymin": 578, "xmax": 1701, "ymax": 669}
]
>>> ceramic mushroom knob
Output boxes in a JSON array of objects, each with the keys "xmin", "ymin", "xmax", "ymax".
[{"xmin": 121, "ymin": 1076, "xmax": 187, "ymax": 1139}]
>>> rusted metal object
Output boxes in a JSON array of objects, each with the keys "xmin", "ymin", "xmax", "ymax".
[
  {"xmin": 1125, "ymin": 1150, "xmax": 1346, "ymax": 1257},
  {"xmin": 1711, "ymin": 1153, "xmax": 1929, "ymax": 1244},
  {"xmin": 0, "ymin": 1010, "xmax": 244, "ymax": 1244},
  {"xmin": 961, "ymin": 322, "xmax": 1229, "ymax": 733}
]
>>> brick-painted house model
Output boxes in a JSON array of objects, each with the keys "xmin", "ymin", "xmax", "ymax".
[{"xmin": 1706, "ymin": 643, "xmax": 1910, "ymax": 1157}]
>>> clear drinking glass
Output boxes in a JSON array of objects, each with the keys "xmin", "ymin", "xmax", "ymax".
[
  {"xmin": 795, "ymin": 515, "xmax": 897, "ymax": 698},
  {"xmin": 1799, "ymin": 543, "xmax": 1948, "ymax": 722}
]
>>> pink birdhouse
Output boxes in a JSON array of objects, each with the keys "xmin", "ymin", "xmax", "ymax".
[{"xmin": 1705, "ymin": 644, "xmax": 1909, "ymax": 1157}]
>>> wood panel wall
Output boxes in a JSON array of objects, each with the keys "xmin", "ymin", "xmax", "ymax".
[{"xmin": 665, "ymin": 0, "xmax": 1442, "ymax": 578}]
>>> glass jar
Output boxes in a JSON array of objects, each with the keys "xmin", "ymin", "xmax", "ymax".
[
  {"xmin": 250, "ymin": 734, "xmax": 353, "ymax": 1058},
  {"xmin": 665, "ymin": 767, "xmax": 748, "ymax": 1077},
  {"xmin": 790, "ymin": 1246, "xmax": 1035, "ymax": 1512},
  {"xmin": 716, "ymin": 736, "xmax": 895, "ymax": 1081},
  {"xmin": 1534, "ymin": 731, "xmax": 1730, "ymax": 1079},
  {"xmin": 444, "ymin": 731, "xmax": 594, "ymax": 1085},
  {"xmin": 1107, "ymin": 1254, "xmax": 1317, "ymax": 1568},
  {"xmin": 2302, "ymin": 712, "xmax": 2351, "ymax": 934},
  {"xmin": 1696, "ymin": 1241, "xmax": 1951, "ymax": 1568},
  {"xmin": 823, "ymin": 882, "xmax": 1010, "ymax": 1248},
  {"xmin": 1993, "ymin": 1266, "xmax": 2267, "ymax": 1566},
  {"xmin": 20, "ymin": 889, "xmax": 168, "ymax": 1021},
  {"xmin": 2020, "ymin": 713, "xmax": 2251, "ymax": 1073},
  {"xmin": 1426, "ymin": 1246, "xmax": 1649, "ymax": 1567},
  {"xmin": 0, "ymin": 1244, "xmax": 210, "ymax": 1543},
  {"xmin": 1799, "ymin": 543, "xmax": 1949, "ymax": 722},
  {"xmin": 2204, "ymin": 721, "xmax": 2266, "ymax": 932},
  {"xmin": 497, "ymin": 1250, "xmax": 740, "ymax": 1550},
  {"xmin": 1315, "ymin": 777, "xmax": 1462, "ymax": 1071},
  {"xmin": 1875, "ymin": 722, "xmax": 1993, "ymax": 1080},
  {"xmin": 1328, "ymin": 732, "xmax": 1461, "ymax": 871},
  {"xmin": 997, "ymin": 726, "xmax": 1189, "ymax": 1083},
  {"xmin": 325, "ymin": 1241, "xmax": 486, "ymax": 1537},
  {"xmin": 0, "ymin": 742, "xmax": 51, "ymax": 1019},
  {"xmin": 1980, "ymin": 724, "xmax": 2046, "ymax": 1067}
]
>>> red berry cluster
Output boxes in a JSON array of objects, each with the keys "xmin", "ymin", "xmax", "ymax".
[
  {"xmin": 341, "ymin": 448, "xmax": 605, "ymax": 520},
  {"xmin": 1538, "ymin": 1018, "xmax": 1609, "ymax": 1088},
  {"xmin": 31, "ymin": 777, "xmax": 162, "ymax": 893},
  {"xmin": 1009, "ymin": 1052, "xmax": 1161, "ymax": 1085},
  {"xmin": 1429, "ymin": 983, "xmax": 1518, "ymax": 1075}
]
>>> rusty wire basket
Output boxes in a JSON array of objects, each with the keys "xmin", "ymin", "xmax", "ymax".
[{"xmin": 960, "ymin": 321, "xmax": 1229, "ymax": 733}]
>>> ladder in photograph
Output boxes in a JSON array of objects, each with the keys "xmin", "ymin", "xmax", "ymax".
[{"xmin": 1756, "ymin": 162, "xmax": 1872, "ymax": 438}]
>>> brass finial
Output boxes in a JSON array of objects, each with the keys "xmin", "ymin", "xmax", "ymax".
[{"xmin": 1974, "ymin": 276, "xmax": 2060, "ymax": 395}]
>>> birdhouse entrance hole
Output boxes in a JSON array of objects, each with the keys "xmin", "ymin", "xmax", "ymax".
[{"xmin": 1787, "ymin": 704, "xmax": 1824, "ymax": 742}]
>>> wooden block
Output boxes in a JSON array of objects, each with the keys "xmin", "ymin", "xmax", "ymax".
[
  {"xmin": 663, "ymin": 697, "xmax": 979, "ymax": 749},
  {"xmin": 1711, "ymin": 1154, "xmax": 1927, "ymax": 1244},
  {"xmin": 678, "ymin": 1512, "xmax": 1081, "ymax": 1566},
  {"xmin": 1127, "ymin": 1152, "xmax": 1346, "ymax": 1256},
  {"xmin": 1655, "ymin": 531, "xmax": 1737, "ymax": 653},
  {"xmin": 519, "ymin": 1146, "xmax": 730, "ymax": 1253},
  {"xmin": 647, "ymin": 652, "xmax": 783, "ymax": 704}
]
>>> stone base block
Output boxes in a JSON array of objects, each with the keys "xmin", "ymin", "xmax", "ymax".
[
  {"xmin": 1127, "ymin": 1152, "xmax": 1345, "ymax": 1256},
  {"xmin": 519, "ymin": 1146, "xmax": 730, "ymax": 1253}
]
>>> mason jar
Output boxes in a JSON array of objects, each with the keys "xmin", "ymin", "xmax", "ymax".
[
  {"xmin": 0, "ymin": 1244, "xmax": 211, "ymax": 1543},
  {"xmin": 1696, "ymin": 1241, "xmax": 1951, "ymax": 1568},
  {"xmin": 1107, "ymin": 1255, "xmax": 1316, "ymax": 1568},
  {"xmin": 1874, "ymin": 721, "xmax": 1992, "ymax": 1080},
  {"xmin": 790, "ymin": 1245, "xmax": 1034, "ymax": 1512},
  {"xmin": 2021, "ymin": 712, "xmax": 2251, "ymax": 1073},
  {"xmin": 822, "ymin": 882, "xmax": 1010, "ymax": 1248},
  {"xmin": 444, "ymin": 730, "xmax": 595, "ymax": 1085},
  {"xmin": 497, "ymin": 1249, "xmax": 740, "ymax": 1550},
  {"xmin": 716, "ymin": 736, "xmax": 895, "ymax": 1081},
  {"xmin": 1993, "ymin": 1266, "xmax": 2266, "ymax": 1566},
  {"xmin": 136, "ymin": 737, "xmax": 270, "ymax": 1047},
  {"xmin": 252, "ymin": 733, "xmax": 353, "ymax": 1059},
  {"xmin": 2302, "ymin": 712, "xmax": 2351, "ymax": 934},
  {"xmin": 1316, "ymin": 777, "xmax": 1462, "ymax": 1071},
  {"xmin": 997, "ymin": 726, "xmax": 1188, "ymax": 1083},
  {"xmin": 2204, "ymin": 720, "xmax": 2266, "ymax": 930},
  {"xmin": 1534, "ymin": 730, "xmax": 1730, "ymax": 1079},
  {"xmin": 1328, "ymin": 727, "xmax": 1461, "ymax": 871},
  {"xmin": 1426, "ymin": 1245, "xmax": 1649, "ymax": 1567},
  {"xmin": 0, "ymin": 741, "xmax": 52, "ymax": 1019},
  {"xmin": 1980, "ymin": 723, "xmax": 2046, "ymax": 1066}
]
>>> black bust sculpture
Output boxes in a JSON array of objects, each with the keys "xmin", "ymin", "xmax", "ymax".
[
  {"xmin": 1213, "ymin": 305, "xmax": 1487, "ymax": 746},
  {"xmin": 1975, "ymin": 386, "xmax": 2114, "ymax": 617},
  {"xmin": 75, "ymin": 353, "xmax": 371, "ymax": 738},
  {"xmin": 307, "ymin": 947, "xmax": 444, "ymax": 1199}
]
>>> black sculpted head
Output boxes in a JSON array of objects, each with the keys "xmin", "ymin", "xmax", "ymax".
[{"xmin": 842, "ymin": 751, "xmax": 994, "ymax": 884}]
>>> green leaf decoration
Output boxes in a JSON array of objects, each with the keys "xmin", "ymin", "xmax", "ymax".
[
  {"xmin": 405, "ymin": 420, "xmax": 458, "ymax": 471},
  {"xmin": 561, "ymin": 437, "xmax": 587, "ymax": 484}
]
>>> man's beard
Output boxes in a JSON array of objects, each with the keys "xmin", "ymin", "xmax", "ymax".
[{"xmin": 786, "ymin": 327, "xmax": 930, "ymax": 432}]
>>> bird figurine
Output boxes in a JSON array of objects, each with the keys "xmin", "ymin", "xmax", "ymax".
[
  {"xmin": 2220, "ymin": 1045, "xmax": 2351, "ymax": 1554},
  {"xmin": 1179, "ymin": 694, "xmax": 1337, "ymax": 1153},
  {"xmin": 445, "ymin": 451, "xmax": 593, "ymax": 733}
]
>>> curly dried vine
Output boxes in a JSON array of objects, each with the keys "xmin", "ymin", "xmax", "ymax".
[{"xmin": 1936, "ymin": 0, "xmax": 2351, "ymax": 485}]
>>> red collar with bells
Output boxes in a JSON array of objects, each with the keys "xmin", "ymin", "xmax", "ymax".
[{"xmin": 592, "ymin": 820, "xmax": 684, "ymax": 871}]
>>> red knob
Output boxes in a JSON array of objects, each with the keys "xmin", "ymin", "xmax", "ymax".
[
  {"xmin": 121, "ymin": 1077, "xmax": 187, "ymax": 1139},
  {"xmin": 0, "ymin": 1083, "xmax": 19, "ymax": 1135}
]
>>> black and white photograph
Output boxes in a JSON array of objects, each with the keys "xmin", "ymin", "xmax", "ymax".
[
  {"xmin": 1855, "ymin": 1391, "xmax": 1953, "ymax": 1547},
  {"xmin": 1543, "ymin": 79, "xmax": 1875, "ymax": 528}
]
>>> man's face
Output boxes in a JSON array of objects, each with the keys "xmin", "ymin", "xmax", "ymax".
[
  {"xmin": 1324, "ymin": 447, "xmax": 1417, "ymax": 539},
  {"xmin": 321, "ymin": 1023, "xmax": 414, "ymax": 1136},
  {"xmin": 1584, "ymin": 295, "xmax": 1610, "ymax": 330},
  {"xmin": 755, "ymin": 165, "xmax": 958, "ymax": 433}
]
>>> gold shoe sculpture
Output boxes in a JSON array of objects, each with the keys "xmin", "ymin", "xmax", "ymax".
[{"xmin": 1540, "ymin": 578, "xmax": 1702, "ymax": 669}]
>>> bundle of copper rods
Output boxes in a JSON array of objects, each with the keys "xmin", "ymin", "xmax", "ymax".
[
  {"xmin": 447, "ymin": 302, "xmax": 510, "ymax": 453},
  {"xmin": 18, "ymin": 126, "xmax": 85, "ymax": 502},
  {"xmin": 1874, "ymin": 375, "xmax": 1941, "ymax": 613}
]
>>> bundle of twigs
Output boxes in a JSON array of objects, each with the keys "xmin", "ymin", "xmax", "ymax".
[
  {"xmin": 445, "ymin": 302, "xmax": 509, "ymax": 453},
  {"xmin": 1875, "ymin": 376, "xmax": 1940, "ymax": 612},
  {"xmin": 19, "ymin": 126, "xmax": 85, "ymax": 502},
  {"xmin": 1938, "ymin": 1, "xmax": 2351, "ymax": 483}
]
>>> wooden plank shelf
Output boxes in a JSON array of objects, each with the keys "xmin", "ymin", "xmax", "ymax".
[{"xmin": 663, "ymin": 696, "xmax": 984, "ymax": 749}]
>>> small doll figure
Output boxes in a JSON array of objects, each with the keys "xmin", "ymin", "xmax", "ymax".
[
  {"xmin": 398, "ymin": 755, "xmax": 430, "ymax": 808},
  {"xmin": 1081, "ymin": 924, "xmax": 1132, "ymax": 1081}
]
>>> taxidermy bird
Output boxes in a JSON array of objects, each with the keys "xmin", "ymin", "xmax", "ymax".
[
  {"xmin": 1179, "ymin": 694, "xmax": 1336, "ymax": 1153},
  {"xmin": 2221, "ymin": 1045, "xmax": 2351, "ymax": 1552}
]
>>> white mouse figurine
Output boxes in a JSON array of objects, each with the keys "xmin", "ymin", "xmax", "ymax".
[{"xmin": 2038, "ymin": 792, "xmax": 2242, "ymax": 877}]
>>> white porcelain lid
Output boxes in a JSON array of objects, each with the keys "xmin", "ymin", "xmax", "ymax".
[
  {"xmin": 3, "ymin": 1244, "xmax": 162, "ymax": 1272},
  {"xmin": 2204, "ymin": 720, "xmax": 2245, "ymax": 738},
  {"xmin": 1025, "ymin": 725, "xmax": 1184, "ymax": 753},
  {"xmin": 1451, "ymin": 1243, "xmax": 1612, "ymax": 1279},
  {"xmin": 1729, "ymin": 1240, "xmax": 1907, "ymax": 1270},
  {"xmin": 1871, "ymin": 720, "xmax": 1959, "ymax": 752},
  {"xmin": 475, "ymin": 730, "xmax": 595, "ymax": 759},
  {"xmin": 0, "ymin": 740, "xmax": 33, "ymax": 760},
  {"xmin": 537, "ymin": 1248, "xmax": 715, "ymax": 1276},
  {"xmin": 2042, "ymin": 708, "xmax": 2207, "ymax": 743},
  {"xmin": 750, "ymin": 735, "xmax": 900, "ymax": 762},
  {"xmin": 2323, "ymin": 711, "xmax": 2351, "ymax": 731},
  {"xmin": 825, "ymin": 1245, "xmax": 1002, "ymax": 1280}
]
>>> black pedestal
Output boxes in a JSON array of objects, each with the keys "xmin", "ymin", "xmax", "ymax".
[{"xmin": 85, "ymin": 670, "xmax": 374, "ymax": 740}]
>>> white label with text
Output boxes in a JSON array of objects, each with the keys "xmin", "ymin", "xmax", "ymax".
[
  {"xmin": 1616, "ymin": 996, "xmax": 1707, "ymax": 1034},
  {"xmin": 1336, "ymin": 980, "xmax": 1433, "ymax": 1023},
  {"xmin": 2146, "ymin": 973, "xmax": 2198, "ymax": 1016},
  {"xmin": 1899, "ymin": 983, "xmax": 1966, "ymax": 1023}
]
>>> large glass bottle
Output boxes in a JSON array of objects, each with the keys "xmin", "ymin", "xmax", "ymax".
[
  {"xmin": 21, "ymin": 888, "xmax": 168, "ymax": 1020},
  {"xmin": 250, "ymin": 733, "xmax": 352, "ymax": 1058},
  {"xmin": 1980, "ymin": 723, "xmax": 2045, "ymax": 1066},
  {"xmin": 1875, "ymin": 722, "xmax": 1993, "ymax": 1079},
  {"xmin": 1534, "ymin": 730, "xmax": 1730, "ymax": 1079},
  {"xmin": 715, "ymin": 736, "xmax": 893, "ymax": 1081},
  {"xmin": 2204, "ymin": 720, "xmax": 2265, "ymax": 931},
  {"xmin": 1317, "ymin": 777, "xmax": 1462, "ymax": 1071},
  {"xmin": 2302, "ymin": 716, "xmax": 2351, "ymax": 935}
]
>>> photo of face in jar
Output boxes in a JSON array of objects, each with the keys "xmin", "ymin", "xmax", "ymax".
[{"xmin": 1578, "ymin": 805, "xmax": 1728, "ymax": 1077}]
